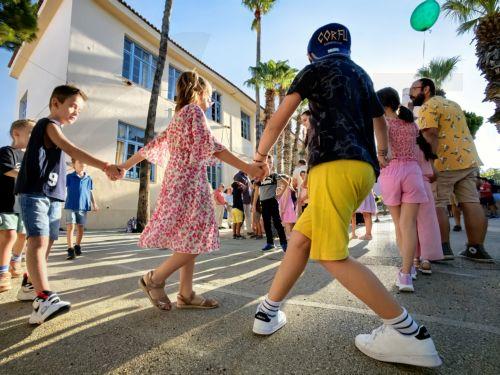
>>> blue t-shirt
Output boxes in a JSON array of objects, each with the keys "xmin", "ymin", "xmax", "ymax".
[
  {"xmin": 64, "ymin": 172, "xmax": 93, "ymax": 211},
  {"xmin": 287, "ymin": 56, "xmax": 384, "ymax": 176}
]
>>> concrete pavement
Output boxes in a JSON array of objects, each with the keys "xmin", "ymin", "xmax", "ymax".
[{"xmin": 0, "ymin": 215, "xmax": 499, "ymax": 374}]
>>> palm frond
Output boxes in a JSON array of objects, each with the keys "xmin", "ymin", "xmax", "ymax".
[
  {"xmin": 250, "ymin": 18, "xmax": 258, "ymax": 31},
  {"xmin": 415, "ymin": 56, "xmax": 461, "ymax": 89},
  {"xmin": 442, "ymin": 0, "xmax": 499, "ymax": 34},
  {"xmin": 246, "ymin": 59, "xmax": 286, "ymax": 91},
  {"xmin": 457, "ymin": 17, "xmax": 482, "ymax": 33}
]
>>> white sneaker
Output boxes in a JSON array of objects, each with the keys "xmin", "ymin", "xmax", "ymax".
[
  {"xmin": 253, "ymin": 306, "xmax": 287, "ymax": 335},
  {"xmin": 396, "ymin": 271, "xmax": 414, "ymax": 292},
  {"xmin": 355, "ymin": 324, "xmax": 442, "ymax": 368},
  {"xmin": 29, "ymin": 293, "xmax": 71, "ymax": 325},
  {"xmin": 17, "ymin": 282, "xmax": 36, "ymax": 301},
  {"xmin": 411, "ymin": 265, "xmax": 417, "ymax": 280}
]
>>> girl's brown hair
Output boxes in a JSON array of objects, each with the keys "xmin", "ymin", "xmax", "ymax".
[
  {"xmin": 175, "ymin": 71, "xmax": 211, "ymax": 112},
  {"xmin": 10, "ymin": 119, "xmax": 35, "ymax": 139}
]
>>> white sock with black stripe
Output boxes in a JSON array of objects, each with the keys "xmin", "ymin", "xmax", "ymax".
[
  {"xmin": 383, "ymin": 308, "xmax": 419, "ymax": 336},
  {"xmin": 257, "ymin": 295, "xmax": 282, "ymax": 317}
]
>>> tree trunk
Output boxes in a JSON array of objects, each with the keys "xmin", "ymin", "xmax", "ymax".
[
  {"xmin": 283, "ymin": 121, "xmax": 292, "ymax": 176},
  {"xmin": 255, "ymin": 17, "xmax": 262, "ymax": 144},
  {"xmin": 474, "ymin": 16, "xmax": 500, "ymax": 129},
  {"xmin": 291, "ymin": 113, "xmax": 301, "ymax": 174},
  {"xmin": 276, "ymin": 90, "xmax": 286, "ymax": 174},
  {"xmin": 136, "ymin": 0, "xmax": 173, "ymax": 232},
  {"xmin": 264, "ymin": 88, "xmax": 276, "ymax": 127}
]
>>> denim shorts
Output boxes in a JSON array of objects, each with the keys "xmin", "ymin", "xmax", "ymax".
[
  {"xmin": 20, "ymin": 194, "xmax": 63, "ymax": 241},
  {"xmin": 65, "ymin": 210, "xmax": 87, "ymax": 225}
]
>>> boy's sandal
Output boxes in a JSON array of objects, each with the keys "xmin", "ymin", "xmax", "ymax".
[
  {"xmin": 419, "ymin": 260, "xmax": 432, "ymax": 275},
  {"xmin": 138, "ymin": 271, "xmax": 171, "ymax": 310},
  {"xmin": 176, "ymin": 291, "xmax": 219, "ymax": 309}
]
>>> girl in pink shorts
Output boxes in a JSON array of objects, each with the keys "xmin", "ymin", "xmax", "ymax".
[{"xmin": 377, "ymin": 87, "xmax": 428, "ymax": 293}]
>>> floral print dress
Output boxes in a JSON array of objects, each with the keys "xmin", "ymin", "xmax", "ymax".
[{"xmin": 138, "ymin": 104, "xmax": 225, "ymax": 254}]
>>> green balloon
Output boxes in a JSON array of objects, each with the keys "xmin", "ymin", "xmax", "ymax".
[{"xmin": 410, "ymin": 0, "xmax": 440, "ymax": 31}]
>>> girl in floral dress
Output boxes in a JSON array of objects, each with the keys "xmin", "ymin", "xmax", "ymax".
[{"xmin": 119, "ymin": 71, "xmax": 261, "ymax": 310}]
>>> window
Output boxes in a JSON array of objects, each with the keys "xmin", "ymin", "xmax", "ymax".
[
  {"xmin": 207, "ymin": 164, "xmax": 222, "ymax": 190},
  {"xmin": 19, "ymin": 91, "xmax": 27, "ymax": 118},
  {"xmin": 168, "ymin": 65, "xmax": 182, "ymax": 100},
  {"xmin": 241, "ymin": 111, "xmax": 251, "ymax": 141},
  {"xmin": 116, "ymin": 122, "xmax": 156, "ymax": 182},
  {"xmin": 256, "ymin": 122, "xmax": 264, "ymax": 143},
  {"xmin": 122, "ymin": 37, "xmax": 157, "ymax": 90},
  {"xmin": 206, "ymin": 91, "xmax": 222, "ymax": 123}
]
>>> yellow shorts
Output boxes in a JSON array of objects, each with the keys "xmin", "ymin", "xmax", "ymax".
[
  {"xmin": 232, "ymin": 208, "xmax": 244, "ymax": 224},
  {"xmin": 294, "ymin": 160, "xmax": 375, "ymax": 261}
]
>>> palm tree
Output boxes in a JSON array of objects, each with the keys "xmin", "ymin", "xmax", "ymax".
[
  {"xmin": 245, "ymin": 60, "xmax": 283, "ymax": 160},
  {"xmin": 242, "ymin": 0, "xmax": 277, "ymax": 142},
  {"xmin": 136, "ymin": 0, "xmax": 173, "ymax": 232},
  {"xmin": 275, "ymin": 61, "xmax": 298, "ymax": 174},
  {"xmin": 245, "ymin": 59, "xmax": 282, "ymax": 123},
  {"xmin": 0, "ymin": 0, "xmax": 38, "ymax": 50},
  {"xmin": 416, "ymin": 56, "xmax": 461, "ymax": 96},
  {"xmin": 291, "ymin": 100, "xmax": 308, "ymax": 174},
  {"xmin": 442, "ymin": 0, "xmax": 499, "ymax": 130}
]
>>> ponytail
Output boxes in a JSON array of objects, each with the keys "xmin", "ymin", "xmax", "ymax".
[
  {"xmin": 397, "ymin": 105, "xmax": 414, "ymax": 123},
  {"xmin": 376, "ymin": 87, "xmax": 414, "ymax": 123},
  {"xmin": 175, "ymin": 71, "xmax": 210, "ymax": 112}
]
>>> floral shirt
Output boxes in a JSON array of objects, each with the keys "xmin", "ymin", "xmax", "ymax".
[
  {"xmin": 386, "ymin": 118, "xmax": 419, "ymax": 161},
  {"xmin": 417, "ymin": 96, "xmax": 479, "ymax": 172},
  {"xmin": 137, "ymin": 104, "xmax": 225, "ymax": 253}
]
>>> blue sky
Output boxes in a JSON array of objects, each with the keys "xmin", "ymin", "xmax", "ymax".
[{"xmin": 1, "ymin": 0, "xmax": 498, "ymax": 168}]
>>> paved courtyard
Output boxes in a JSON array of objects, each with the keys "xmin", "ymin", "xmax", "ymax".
[{"xmin": 0, "ymin": 215, "xmax": 499, "ymax": 374}]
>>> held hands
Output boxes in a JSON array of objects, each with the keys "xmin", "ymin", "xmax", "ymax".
[
  {"xmin": 105, "ymin": 164, "xmax": 126, "ymax": 181},
  {"xmin": 247, "ymin": 162, "xmax": 267, "ymax": 181}
]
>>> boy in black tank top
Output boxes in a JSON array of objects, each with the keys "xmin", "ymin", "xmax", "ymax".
[{"xmin": 16, "ymin": 85, "xmax": 123, "ymax": 325}]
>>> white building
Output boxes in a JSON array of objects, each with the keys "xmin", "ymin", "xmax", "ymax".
[{"xmin": 9, "ymin": 0, "xmax": 262, "ymax": 229}]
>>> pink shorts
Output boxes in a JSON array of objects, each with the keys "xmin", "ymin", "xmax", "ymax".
[{"xmin": 379, "ymin": 160, "xmax": 428, "ymax": 206}]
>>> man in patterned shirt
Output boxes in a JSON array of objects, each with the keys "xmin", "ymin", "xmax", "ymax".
[{"xmin": 410, "ymin": 78, "xmax": 493, "ymax": 262}]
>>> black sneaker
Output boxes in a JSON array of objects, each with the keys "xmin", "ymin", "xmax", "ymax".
[
  {"xmin": 74, "ymin": 244, "xmax": 82, "ymax": 256},
  {"xmin": 237, "ymin": 235, "xmax": 247, "ymax": 240},
  {"xmin": 459, "ymin": 245, "xmax": 494, "ymax": 263},
  {"xmin": 452, "ymin": 225, "xmax": 462, "ymax": 232},
  {"xmin": 441, "ymin": 243, "xmax": 454, "ymax": 260},
  {"xmin": 66, "ymin": 248, "xmax": 76, "ymax": 260}
]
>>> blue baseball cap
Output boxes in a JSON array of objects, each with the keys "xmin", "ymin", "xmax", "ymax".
[{"xmin": 307, "ymin": 23, "xmax": 351, "ymax": 61}]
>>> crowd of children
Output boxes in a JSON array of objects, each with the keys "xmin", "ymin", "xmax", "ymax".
[{"xmin": 4, "ymin": 19, "xmax": 500, "ymax": 370}]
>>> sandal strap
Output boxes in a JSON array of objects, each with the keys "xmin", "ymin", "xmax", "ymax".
[
  {"xmin": 145, "ymin": 270, "xmax": 165, "ymax": 289},
  {"xmin": 177, "ymin": 291, "xmax": 218, "ymax": 307}
]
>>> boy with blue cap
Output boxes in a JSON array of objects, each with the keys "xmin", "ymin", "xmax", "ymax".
[{"xmin": 251, "ymin": 23, "xmax": 442, "ymax": 368}]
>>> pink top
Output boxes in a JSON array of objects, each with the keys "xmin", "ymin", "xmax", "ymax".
[
  {"xmin": 214, "ymin": 190, "xmax": 225, "ymax": 205},
  {"xmin": 387, "ymin": 118, "xmax": 419, "ymax": 161},
  {"xmin": 137, "ymin": 104, "xmax": 225, "ymax": 254}
]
